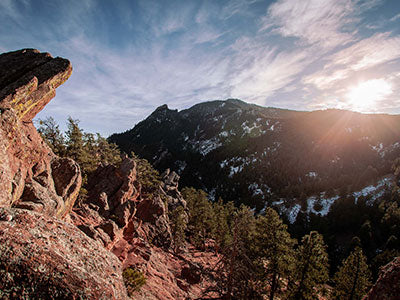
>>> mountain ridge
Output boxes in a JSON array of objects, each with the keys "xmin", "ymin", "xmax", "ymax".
[{"xmin": 109, "ymin": 98, "xmax": 400, "ymax": 212}]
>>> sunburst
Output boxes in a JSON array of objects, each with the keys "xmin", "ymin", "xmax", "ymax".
[{"xmin": 345, "ymin": 79, "xmax": 392, "ymax": 111}]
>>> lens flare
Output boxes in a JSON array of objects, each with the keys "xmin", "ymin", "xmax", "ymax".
[{"xmin": 346, "ymin": 79, "xmax": 392, "ymax": 111}]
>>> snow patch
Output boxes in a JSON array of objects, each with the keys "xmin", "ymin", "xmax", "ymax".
[
  {"xmin": 353, "ymin": 177, "xmax": 392, "ymax": 205},
  {"xmin": 195, "ymin": 137, "xmax": 222, "ymax": 155},
  {"xmin": 288, "ymin": 204, "xmax": 301, "ymax": 224},
  {"xmin": 248, "ymin": 183, "xmax": 271, "ymax": 198},
  {"xmin": 175, "ymin": 160, "xmax": 187, "ymax": 173},
  {"xmin": 219, "ymin": 156, "xmax": 258, "ymax": 177},
  {"xmin": 307, "ymin": 195, "xmax": 339, "ymax": 216},
  {"xmin": 219, "ymin": 131, "xmax": 229, "ymax": 137},
  {"xmin": 306, "ymin": 171, "xmax": 318, "ymax": 178}
]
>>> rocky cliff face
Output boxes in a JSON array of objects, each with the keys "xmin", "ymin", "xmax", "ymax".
[
  {"xmin": 0, "ymin": 208, "xmax": 127, "ymax": 300},
  {"xmin": 0, "ymin": 49, "xmax": 81, "ymax": 218},
  {"xmin": 0, "ymin": 49, "xmax": 127, "ymax": 299}
]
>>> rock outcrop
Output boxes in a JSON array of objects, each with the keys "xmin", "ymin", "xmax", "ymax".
[
  {"xmin": 72, "ymin": 161, "xmax": 218, "ymax": 299},
  {"xmin": 363, "ymin": 257, "xmax": 400, "ymax": 300},
  {"xmin": 71, "ymin": 157, "xmax": 139, "ymax": 248},
  {"xmin": 72, "ymin": 162, "xmax": 179, "ymax": 251},
  {"xmin": 0, "ymin": 49, "xmax": 127, "ymax": 299},
  {"xmin": 0, "ymin": 208, "xmax": 127, "ymax": 299},
  {"xmin": 160, "ymin": 168, "xmax": 188, "ymax": 214},
  {"xmin": 0, "ymin": 48, "xmax": 218, "ymax": 300},
  {"xmin": 0, "ymin": 49, "xmax": 81, "ymax": 218}
]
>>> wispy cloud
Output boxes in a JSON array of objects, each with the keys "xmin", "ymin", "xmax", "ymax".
[
  {"xmin": 390, "ymin": 12, "xmax": 400, "ymax": 22},
  {"xmin": 230, "ymin": 46, "xmax": 311, "ymax": 105},
  {"xmin": 1, "ymin": 0, "xmax": 400, "ymax": 134},
  {"xmin": 261, "ymin": 0, "xmax": 356, "ymax": 48},
  {"xmin": 261, "ymin": 0, "xmax": 383, "ymax": 49},
  {"xmin": 304, "ymin": 32, "xmax": 400, "ymax": 90}
]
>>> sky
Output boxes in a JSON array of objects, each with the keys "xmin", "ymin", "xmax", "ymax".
[{"xmin": 1, "ymin": 0, "xmax": 400, "ymax": 135}]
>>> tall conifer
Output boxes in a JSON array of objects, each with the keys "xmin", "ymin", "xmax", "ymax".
[
  {"xmin": 333, "ymin": 247, "xmax": 371, "ymax": 300},
  {"xmin": 287, "ymin": 231, "xmax": 329, "ymax": 300}
]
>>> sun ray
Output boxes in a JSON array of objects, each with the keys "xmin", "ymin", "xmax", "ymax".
[{"xmin": 345, "ymin": 79, "xmax": 392, "ymax": 111}]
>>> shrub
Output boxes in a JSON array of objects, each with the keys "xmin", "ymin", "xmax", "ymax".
[{"xmin": 122, "ymin": 267, "xmax": 146, "ymax": 296}]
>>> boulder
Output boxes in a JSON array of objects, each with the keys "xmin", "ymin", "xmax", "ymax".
[
  {"xmin": 136, "ymin": 195, "xmax": 172, "ymax": 248},
  {"xmin": 0, "ymin": 208, "xmax": 128, "ymax": 299}
]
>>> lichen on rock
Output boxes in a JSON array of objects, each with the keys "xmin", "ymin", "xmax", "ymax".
[
  {"xmin": 0, "ymin": 208, "xmax": 128, "ymax": 299},
  {"xmin": 0, "ymin": 48, "xmax": 81, "ymax": 218}
]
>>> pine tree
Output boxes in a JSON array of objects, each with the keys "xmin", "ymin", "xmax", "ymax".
[
  {"xmin": 96, "ymin": 133, "xmax": 121, "ymax": 166},
  {"xmin": 169, "ymin": 206, "xmax": 187, "ymax": 253},
  {"xmin": 333, "ymin": 247, "xmax": 371, "ymax": 300},
  {"xmin": 251, "ymin": 208, "xmax": 296, "ymax": 300},
  {"xmin": 38, "ymin": 116, "xmax": 123, "ymax": 205},
  {"xmin": 37, "ymin": 117, "xmax": 66, "ymax": 156},
  {"xmin": 287, "ymin": 231, "xmax": 329, "ymax": 300},
  {"xmin": 131, "ymin": 152, "xmax": 161, "ymax": 197},
  {"xmin": 82, "ymin": 132, "xmax": 100, "ymax": 174},
  {"xmin": 182, "ymin": 187, "xmax": 215, "ymax": 249},
  {"xmin": 214, "ymin": 205, "xmax": 258, "ymax": 300},
  {"xmin": 212, "ymin": 199, "xmax": 235, "ymax": 251},
  {"xmin": 65, "ymin": 117, "xmax": 85, "ymax": 164}
]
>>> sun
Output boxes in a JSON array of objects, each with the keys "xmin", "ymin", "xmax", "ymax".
[{"xmin": 345, "ymin": 79, "xmax": 392, "ymax": 111}]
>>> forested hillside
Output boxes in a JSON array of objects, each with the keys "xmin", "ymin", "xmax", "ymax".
[{"xmin": 109, "ymin": 99, "xmax": 400, "ymax": 212}]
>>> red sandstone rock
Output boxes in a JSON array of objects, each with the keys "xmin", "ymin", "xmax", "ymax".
[
  {"xmin": 0, "ymin": 48, "xmax": 128, "ymax": 300},
  {"xmin": 363, "ymin": 257, "xmax": 400, "ymax": 300},
  {"xmin": 0, "ymin": 48, "xmax": 224, "ymax": 300},
  {"xmin": 0, "ymin": 49, "xmax": 81, "ymax": 218},
  {"xmin": 0, "ymin": 208, "xmax": 128, "ymax": 299},
  {"xmin": 130, "ymin": 243, "xmax": 220, "ymax": 300}
]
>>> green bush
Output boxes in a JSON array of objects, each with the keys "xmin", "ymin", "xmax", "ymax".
[{"xmin": 122, "ymin": 267, "xmax": 146, "ymax": 296}]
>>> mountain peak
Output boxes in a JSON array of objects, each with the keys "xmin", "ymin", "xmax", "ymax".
[{"xmin": 155, "ymin": 104, "xmax": 169, "ymax": 111}]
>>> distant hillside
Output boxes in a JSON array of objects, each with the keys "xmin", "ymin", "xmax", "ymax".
[{"xmin": 109, "ymin": 99, "xmax": 400, "ymax": 212}]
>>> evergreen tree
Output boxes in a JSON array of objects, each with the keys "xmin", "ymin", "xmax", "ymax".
[
  {"xmin": 214, "ymin": 205, "xmax": 258, "ymax": 300},
  {"xmin": 65, "ymin": 117, "xmax": 85, "ymax": 165},
  {"xmin": 82, "ymin": 132, "xmax": 100, "ymax": 174},
  {"xmin": 131, "ymin": 152, "xmax": 161, "ymax": 197},
  {"xmin": 37, "ymin": 117, "xmax": 66, "ymax": 156},
  {"xmin": 287, "ymin": 231, "xmax": 329, "ymax": 300},
  {"xmin": 38, "ymin": 117, "xmax": 123, "ymax": 205},
  {"xmin": 212, "ymin": 199, "xmax": 235, "ymax": 251},
  {"xmin": 251, "ymin": 208, "xmax": 296, "ymax": 300},
  {"xmin": 96, "ymin": 133, "xmax": 121, "ymax": 166},
  {"xmin": 333, "ymin": 247, "xmax": 371, "ymax": 300},
  {"xmin": 182, "ymin": 187, "xmax": 215, "ymax": 249},
  {"xmin": 169, "ymin": 206, "xmax": 187, "ymax": 253}
]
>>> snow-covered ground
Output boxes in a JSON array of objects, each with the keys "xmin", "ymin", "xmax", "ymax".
[
  {"xmin": 219, "ymin": 156, "xmax": 258, "ymax": 177},
  {"xmin": 307, "ymin": 195, "xmax": 339, "ymax": 216},
  {"xmin": 196, "ymin": 137, "xmax": 222, "ymax": 155},
  {"xmin": 248, "ymin": 183, "xmax": 271, "ymax": 199},
  {"xmin": 270, "ymin": 176, "xmax": 393, "ymax": 224},
  {"xmin": 353, "ymin": 176, "xmax": 392, "ymax": 205}
]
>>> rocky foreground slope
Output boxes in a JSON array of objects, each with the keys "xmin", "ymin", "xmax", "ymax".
[{"xmin": 0, "ymin": 48, "xmax": 398, "ymax": 299}]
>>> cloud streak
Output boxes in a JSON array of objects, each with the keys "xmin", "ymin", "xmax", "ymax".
[{"xmin": 1, "ymin": 0, "xmax": 399, "ymax": 135}]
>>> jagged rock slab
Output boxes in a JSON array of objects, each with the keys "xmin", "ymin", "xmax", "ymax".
[
  {"xmin": 0, "ymin": 49, "xmax": 81, "ymax": 218},
  {"xmin": 0, "ymin": 48, "xmax": 72, "ymax": 121},
  {"xmin": 0, "ymin": 208, "xmax": 128, "ymax": 299}
]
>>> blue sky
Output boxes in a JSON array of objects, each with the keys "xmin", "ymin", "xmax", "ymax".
[{"xmin": 1, "ymin": 0, "xmax": 400, "ymax": 135}]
